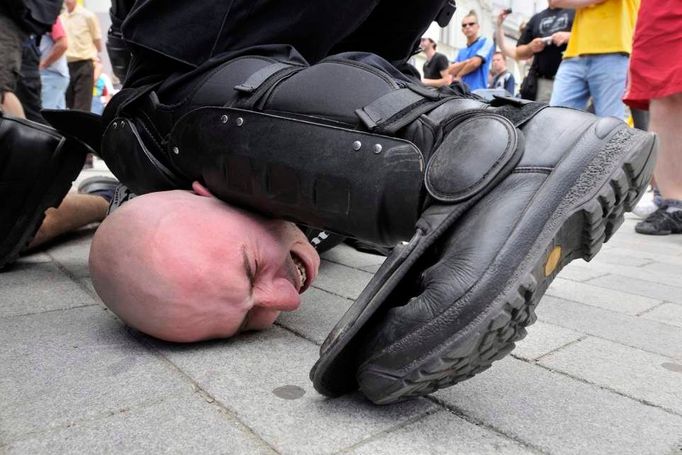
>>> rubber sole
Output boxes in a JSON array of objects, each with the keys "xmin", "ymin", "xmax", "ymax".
[{"xmin": 360, "ymin": 129, "xmax": 657, "ymax": 405}]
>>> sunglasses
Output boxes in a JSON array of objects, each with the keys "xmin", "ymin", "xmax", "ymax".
[{"xmin": 462, "ymin": 22, "xmax": 477, "ymax": 28}]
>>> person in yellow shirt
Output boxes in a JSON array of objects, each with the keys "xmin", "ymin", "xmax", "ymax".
[
  {"xmin": 61, "ymin": 0, "xmax": 101, "ymax": 112},
  {"xmin": 549, "ymin": 0, "xmax": 639, "ymax": 119}
]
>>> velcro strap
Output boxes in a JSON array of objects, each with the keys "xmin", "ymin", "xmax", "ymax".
[
  {"xmin": 234, "ymin": 62, "xmax": 292, "ymax": 93},
  {"xmin": 489, "ymin": 95, "xmax": 547, "ymax": 127},
  {"xmin": 356, "ymin": 87, "xmax": 450, "ymax": 134}
]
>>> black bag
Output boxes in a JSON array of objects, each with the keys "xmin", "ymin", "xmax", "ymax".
[{"xmin": 519, "ymin": 67, "xmax": 538, "ymax": 101}]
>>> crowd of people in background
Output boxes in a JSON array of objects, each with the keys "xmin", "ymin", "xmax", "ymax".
[
  {"xmin": 419, "ymin": 0, "xmax": 681, "ymax": 236},
  {"xmin": 1, "ymin": 0, "xmax": 116, "ymax": 127}
]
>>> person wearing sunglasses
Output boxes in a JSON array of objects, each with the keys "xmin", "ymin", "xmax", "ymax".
[{"xmin": 447, "ymin": 10, "xmax": 495, "ymax": 90}]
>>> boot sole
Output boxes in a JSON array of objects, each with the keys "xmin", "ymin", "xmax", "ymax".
[{"xmin": 359, "ymin": 127, "xmax": 657, "ymax": 405}]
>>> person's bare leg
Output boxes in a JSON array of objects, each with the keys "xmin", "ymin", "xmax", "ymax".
[
  {"xmin": 27, "ymin": 193, "xmax": 108, "ymax": 249},
  {"xmin": 1, "ymin": 91, "xmax": 25, "ymax": 118},
  {"xmin": 649, "ymin": 93, "xmax": 682, "ymax": 200}
]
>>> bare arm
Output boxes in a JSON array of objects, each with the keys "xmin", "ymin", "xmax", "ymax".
[
  {"xmin": 516, "ymin": 38, "xmax": 547, "ymax": 60},
  {"xmin": 549, "ymin": 0, "xmax": 606, "ymax": 8},
  {"xmin": 451, "ymin": 56, "xmax": 483, "ymax": 79},
  {"xmin": 495, "ymin": 10, "xmax": 517, "ymax": 60},
  {"xmin": 422, "ymin": 68, "xmax": 452, "ymax": 88},
  {"xmin": 93, "ymin": 38, "xmax": 103, "ymax": 53},
  {"xmin": 447, "ymin": 60, "xmax": 466, "ymax": 76},
  {"xmin": 39, "ymin": 35, "xmax": 67, "ymax": 70}
]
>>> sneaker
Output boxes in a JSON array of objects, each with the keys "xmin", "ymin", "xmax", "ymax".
[
  {"xmin": 635, "ymin": 207, "xmax": 682, "ymax": 235},
  {"xmin": 631, "ymin": 188, "xmax": 659, "ymax": 219}
]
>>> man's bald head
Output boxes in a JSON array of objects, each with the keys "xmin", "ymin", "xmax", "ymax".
[{"xmin": 89, "ymin": 184, "xmax": 319, "ymax": 342}]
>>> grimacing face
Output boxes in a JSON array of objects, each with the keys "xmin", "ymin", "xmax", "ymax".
[{"xmin": 89, "ymin": 182, "xmax": 320, "ymax": 342}]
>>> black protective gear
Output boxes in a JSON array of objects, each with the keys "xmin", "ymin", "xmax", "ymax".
[
  {"xmin": 310, "ymin": 104, "xmax": 657, "ymax": 404},
  {"xmin": 0, "ymin": 113, "xmax": 89, "ymax": 269},
  {"xmin": 91, "ymin": 53, "xmax": 656, "ymax": 404}
]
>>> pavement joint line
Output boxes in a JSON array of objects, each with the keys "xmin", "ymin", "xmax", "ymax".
[
  {"xmin": 537, "ymin": 311, "xmax": 682, "ymax": 359},
  {"xmin": 127, "ymin": 329, "xmax": 280, "ymax": 454},
  {"xmin": 46, "ymin": 251, "xmax": 99, "ymax": 300},
  {"xmin": 585, "ymin": 268, "xmax": 682, "ymax": 290},
  {"xmin": 320, "ymin": 257, "xmax": 385, "ymax": 273},
  {"xmin": 544, "ymin": 288, "xmax": 665, "ymax": 313},
  {"xmin": 332, "ymin": 407, "xmax": 443, "ymax": 454},
  {"xmin": 321, "ymin": 259, "xmax": 376, "ymax": 276},
  {"xmin": 309, "ymin": 284, "xmax": 358, "ymax": 302},
  {"xmin": 1, "ymin": 395, "xmax": 173, "ymax": 446},
  {"xmin": 425, "ymin": 395, "xmax": 549, "ymax": 455},
  {"xmin": 530, "ymin": 335, "xmax": 590, "ymax": 363},
  {"xmin": 566, "ymin": 271, "xmax": 609, "ymax": 283},
  {"xmin": 635, "ymin": 301, "xmax": 667, "ymax": 317},
  {"xmin": 0, "ymin": 302, "xmax": 99, "ymax": 321},
  {"xmin": 579, "ymin": 273, "xmax": 682, "ymax": 301},
  {"xmin": 511, "ymin": 353, "xmax": 682, "ymax": 419},
  {"xmin": 273, "ymin": 321, "xmax": 322, "ymax": 346}
]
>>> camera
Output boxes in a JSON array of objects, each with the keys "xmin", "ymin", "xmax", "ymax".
[{"xmin": 503, "ymin": 8, "xmax": 512, "ymax": 14}]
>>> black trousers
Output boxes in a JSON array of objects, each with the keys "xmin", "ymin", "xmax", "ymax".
[
  {"xmin": 115, "ymin": 0, "xmax": 449, "ymax": 86},
  {"xmin": 66, "ymin": 59, "xmax": 94, "ymax": 111}
]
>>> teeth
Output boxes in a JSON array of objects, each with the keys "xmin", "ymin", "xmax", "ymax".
[{"xmin": 292, "ymin": 256, "xmax": 307, "ymax": 289}]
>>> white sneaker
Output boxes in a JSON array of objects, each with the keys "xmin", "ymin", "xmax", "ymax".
[{"xmin": 632, "ymin": 189, "xmax": 659, "ymax": 219}]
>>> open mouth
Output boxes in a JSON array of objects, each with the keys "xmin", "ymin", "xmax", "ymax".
[{"xmin": 291, "ymin": 252, "xmax": 309, "ymax": 292}]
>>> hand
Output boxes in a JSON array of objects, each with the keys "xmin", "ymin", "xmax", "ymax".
[
  {"xmin": 552, "ymin": 31, "xmax": 570, "ymax": 46},
  {"xmin": 529, "ymin": 37, "xmax": 547, "ymax": 53},
  {"xmin": 38, "ymin": 60, "xmax": 47, "ymax": 70},
  {"xmin": 496, "ymin": 9, "xmax": 510, "ymax": 27}
]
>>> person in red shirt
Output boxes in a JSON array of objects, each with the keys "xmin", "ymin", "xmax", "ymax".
[{"xmin": 624, "ymin": 0, "xmax": 682, "ymax": 235}]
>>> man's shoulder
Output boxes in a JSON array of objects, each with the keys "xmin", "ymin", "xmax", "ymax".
[{"xmin": 434, "ymin": 52, "xmax": 448, "ymax": 62}]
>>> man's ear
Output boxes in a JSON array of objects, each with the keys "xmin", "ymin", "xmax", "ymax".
[{"xmin": 192, "ymin": 181, "xmax": 214, "ymax": 198}]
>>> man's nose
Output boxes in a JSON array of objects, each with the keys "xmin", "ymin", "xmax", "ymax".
[{"xmin": 255, "ymin": 281, "xmax": 301, "ymax": 312}]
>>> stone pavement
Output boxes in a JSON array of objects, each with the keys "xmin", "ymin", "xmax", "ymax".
[{"xmin": 2, "ymin": 165, "xmax": 682, "ymax": 454}]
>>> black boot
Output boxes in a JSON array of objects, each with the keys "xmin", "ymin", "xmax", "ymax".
[{"xmin": 0, "ymin": 113, "xmax": 88, "ymax": 269}]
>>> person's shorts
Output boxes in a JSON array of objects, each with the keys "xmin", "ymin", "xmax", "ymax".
[
  {"xmin": 623, "ymin": 0, "xmax": 682, "ymax": 110},
  {"xmin": 0, "ymin": 11, "xmax": 27, "ymax": 94}
]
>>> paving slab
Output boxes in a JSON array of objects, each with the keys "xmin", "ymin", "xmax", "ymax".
[
  {"xmin": 4, "ymin": 394, "xmax": 272, "ymax": 455},
  {"xmin": 149, "ymin": 327, "xmax": 436, "ymax": 455},
  {"xmin": 554, "ymin": 260, "xmax": 609, "ymax": 282},
  {"xmin": 546, "ymin": 277, "xmax": 662, "ymax": 316},
  {"xmin": 512, "ymin": 321, "xmax": 584, "ymax": 361},
  {"xmin": 348, "ymin": 410, "xmax": 533, "ymax": 455},
  {"xmin": 538, "ymin": 337, "xmax": 682, "ymax": 415},
  {"xmin": 320, "ymin": 244, "xmax": 387, "ymax": 270},
  {"xmin": 434, "ymin": 357, "xmax": 682, "ymax": 455},
  {"xmin": 585, "ymin": 273, "xmax": 682, "ymax": 306},
  {"xmin": 312, "ymin": 261, "xmax": 374, "ymax": 300},
  {"xmin": 640, "ymin": 303, "xmax": 682, "ymax": 328},
  {"xmin": 537, "ymin": 295, "xmax": 682, "ymax": 358},
  {"xmin": 277, "ymin": 287, "xmax": 353, "ymax": 344},
  {"xmin": 0, "ymin": 262, "xmax": 96, "ymax": 318},
  {"xmin": 0, "ymin": 306, "xmax": 189, "ymax": 442},
  {"xmin": 43, "ymin": 228, "xmax": 98, "ymax": 279}
]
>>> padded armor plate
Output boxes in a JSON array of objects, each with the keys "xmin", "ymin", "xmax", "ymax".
[{"xmin": 169, "ymin": 106, "xmax": 425, "ymax": 246}]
